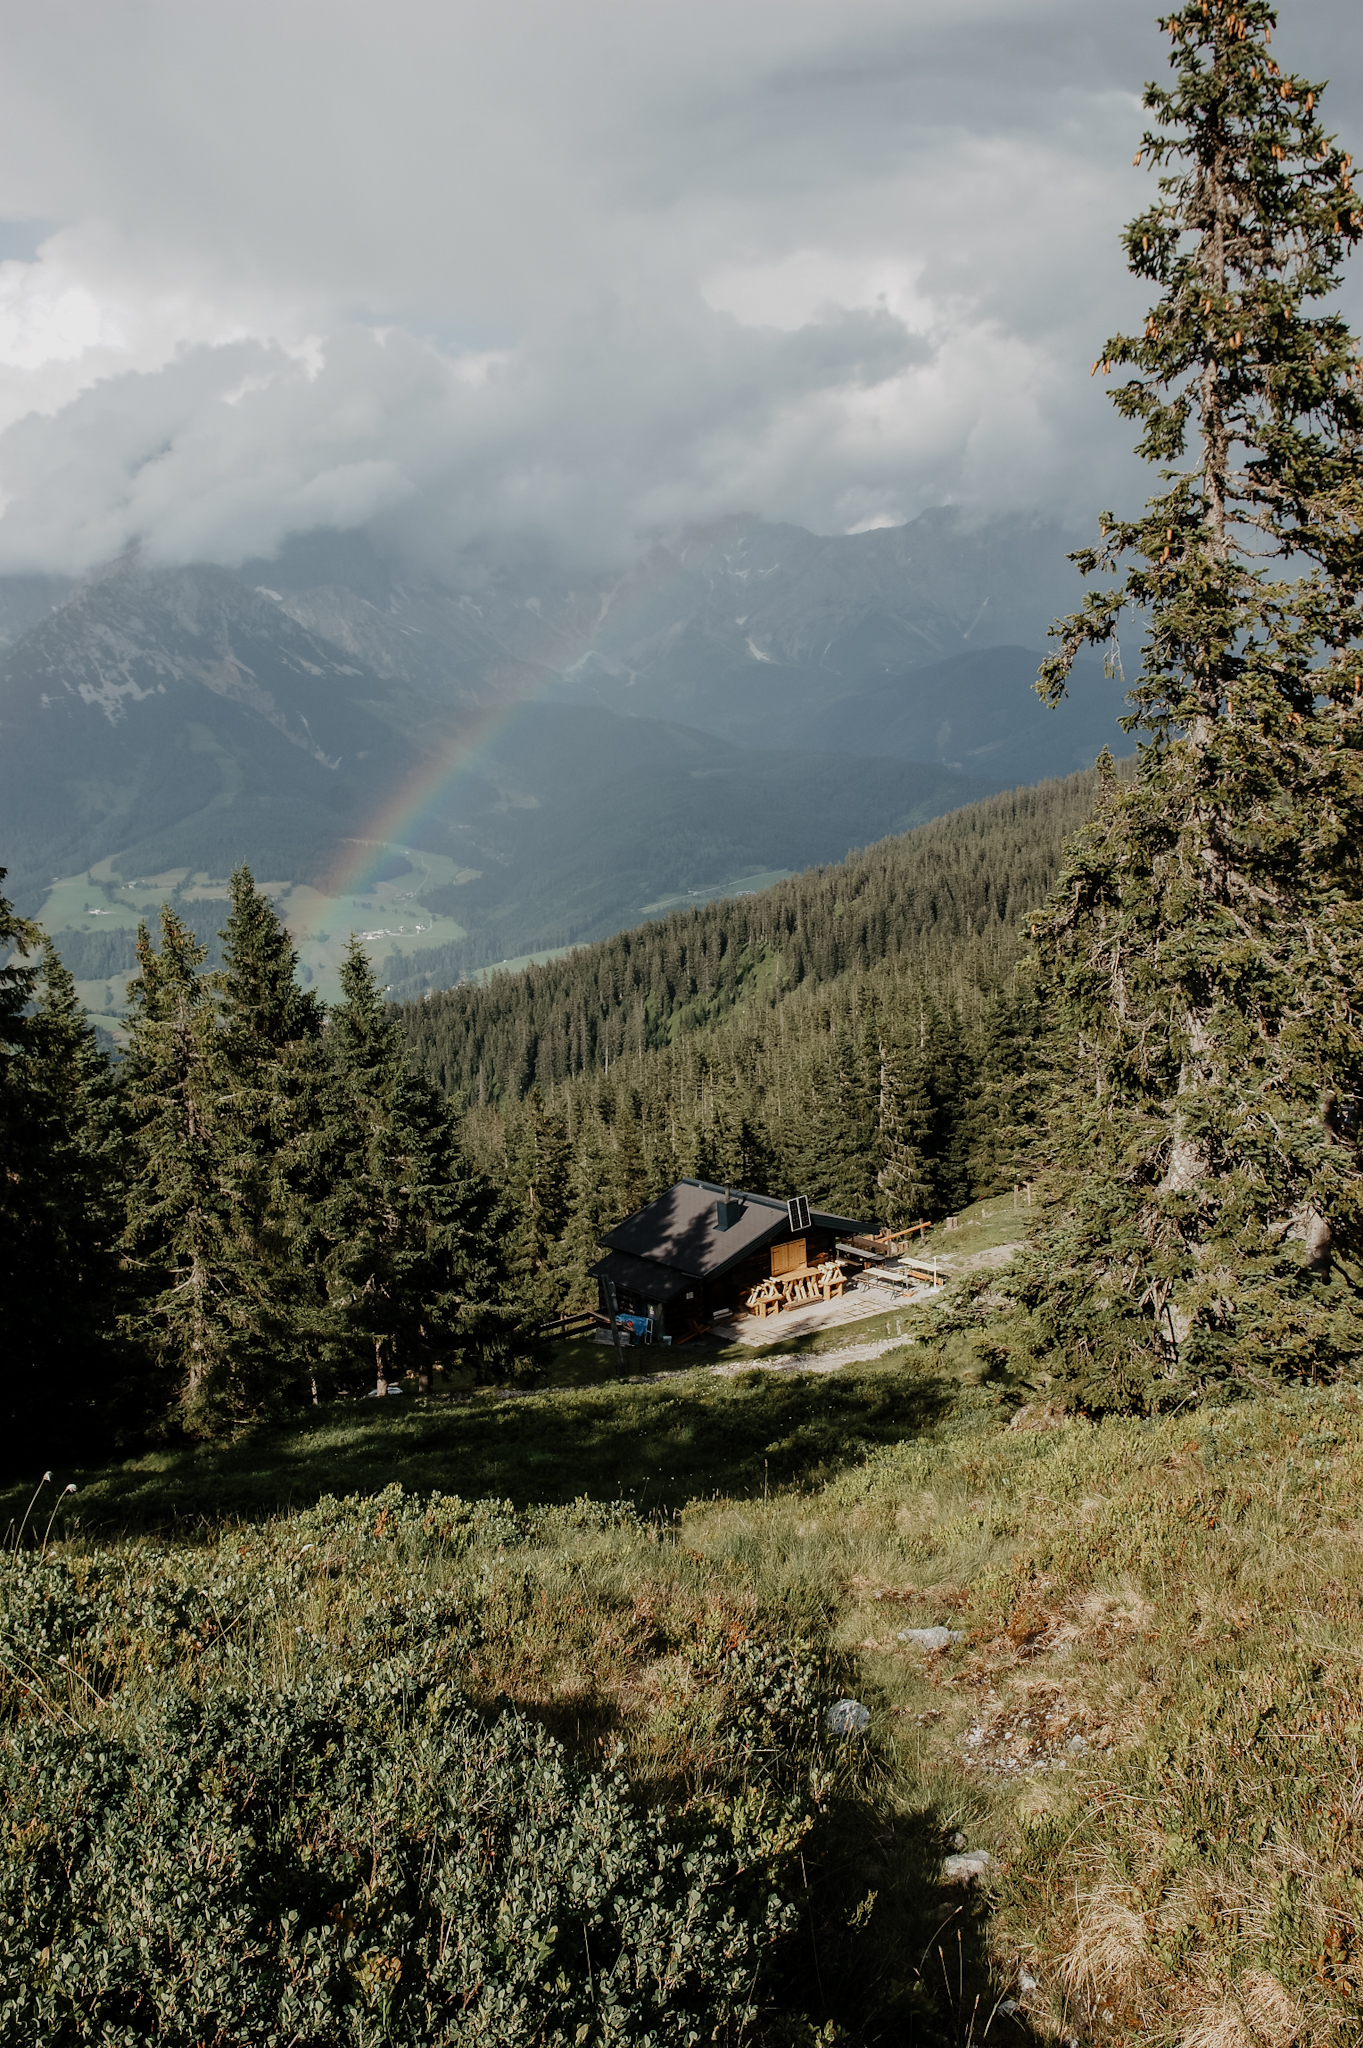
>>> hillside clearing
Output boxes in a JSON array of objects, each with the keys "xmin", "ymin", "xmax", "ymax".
[{"xmin": 6, "ymin": 1343, "xmax": 1360, "ymax": 2045}]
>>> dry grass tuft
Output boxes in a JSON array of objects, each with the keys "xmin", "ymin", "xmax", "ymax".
[
  {"xmin": 1180, "ymin": 1969, "xmax": 1307, "ymax": 2048},
  {"xmin": 1062, "ymin": 1880, "xmax": 1154, "ymax": 2010}
]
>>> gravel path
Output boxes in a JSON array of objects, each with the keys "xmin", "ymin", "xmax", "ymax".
[
  {"xmin": 493, "ymin": 1332, "xmax": 916, "ymax": 1400},
  {"xmin": 621, "ymin": 1332, "xmax": 914, "ymax": 1388},
  {"xmin": 705, "ymin": 1334, "xmax": 915, "ymax": 1378}
]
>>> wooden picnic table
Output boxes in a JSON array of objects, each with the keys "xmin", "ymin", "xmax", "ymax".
[{"xmin": 744, "ymin": 1259, "xmax": 851, "ymax": 1318}]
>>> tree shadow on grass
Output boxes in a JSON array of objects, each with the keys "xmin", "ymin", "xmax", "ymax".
[
  {"xmin": 3, "ymin": 1354, "xmax": 958, "ymax": 1538},
  {"xmin": 459, "ymin": 1608, "xmax": 1041, "ymax": 2048},
  {"xmin": 763, "ymin": 1786, "xmax": 1048, "ymax": 2048}
]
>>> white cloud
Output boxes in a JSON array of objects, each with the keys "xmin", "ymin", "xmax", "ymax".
[
  {"xmin": 0, "ymin": 0, "xmax": 1355, "ymax": 574},
  {"xmin": 702, "ymin": 251, "xmax": 934, "ymax": 333}
]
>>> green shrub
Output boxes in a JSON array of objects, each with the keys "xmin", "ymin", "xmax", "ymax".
[
  {"xmin": 0, "ymin": 1550, "xmax": 250, "ymax": 1716},
  {"xmin": 291, "ymin": 1482, "xmax": 528, "ymax": 1555},
  {"xmin": 0, "ymin": 1668, "xmax": 791, "ymax": 2046}
]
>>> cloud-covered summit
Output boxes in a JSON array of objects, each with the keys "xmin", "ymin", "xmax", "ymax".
[{"xmin": 0, "ymin": 0, "xmax": 1357, "ymax": 575}]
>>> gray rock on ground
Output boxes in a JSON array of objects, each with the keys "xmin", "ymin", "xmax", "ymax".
[
  {"xmin": 897, "ymin": 1625, "xmax": 964, "ymax": 1649},
  {"xmin": 825, "ymin": 1698, "xmax": 871, "ymax": 1736}
]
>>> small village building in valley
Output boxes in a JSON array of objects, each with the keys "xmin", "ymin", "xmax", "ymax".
[{"xmin": 589, "ymin": 1179, "xmax": 866, "ymax": 1341}]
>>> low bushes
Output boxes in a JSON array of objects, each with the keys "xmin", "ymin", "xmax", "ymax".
[
  {"xmin": 0, "ymin": 1490, "xmax": 835, "ymax": 2045},
  {"xmin": 1, "ymin": 1670, "xmax": 793, "ymax": 2046},
  {"xmin": 10, "ymin": 1361, "xmax": 1363, "ymax": 2043}
]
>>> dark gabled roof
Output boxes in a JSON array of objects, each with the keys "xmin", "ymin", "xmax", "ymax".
[
  {"xmin": 598, "ymin": 1179, "xmax": 866, "ymax": 1283},
  {"xmin": 586, "ymin": 1249, "xmax": 694, "ymax": 1302}
]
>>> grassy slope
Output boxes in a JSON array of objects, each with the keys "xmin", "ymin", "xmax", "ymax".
[{"xmin": 6, "ymin": 1308, "xmax": 1360, "ymax": 2046}]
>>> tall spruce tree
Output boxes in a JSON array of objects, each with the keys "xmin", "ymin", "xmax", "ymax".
[
  {"xmin": 875, "ymin": 1026, "xmax": 938, "ymax": 1227},
  {"xmin": 920, "ymin": 1006, "xmax": 976, "ymax": 1215},
  {"xmin": 0, "ymin": 884, "xmax": 42, "ymax": 1390},
  {"xmin": 120, "ymin": 908, "xmax": 290, "ymax": 1429},
  {"xmin": 1, "ymin": 884, "xmax": 127, "ymax": 1459},
  {"xmin": 559, "ymin": 1114, "xmax": 618, "ymax": 1308},
  {"xmin": 1020, "ymin": 0, "xmax": 1363, "ymax": 1402},
  {"xmin": 966, "ymin": 980, "xmax": 1047, "ymax": 1202},
  {"xmin": 218, "ymin": 867, "xmax": 324, "ymax": 1059},
  {"xmin": 504, "ymin": 1086, "xmax": 573, "ymax": 1321},
  {"xmin": 0, "ymin": 872, "xmax": 38, "ymax": 1034},
  {"xmin": 322, "ymin": 940, "xmax": 526, "ymax": 1388},
  {"xmin": 215, "ymin": 868, "xmax": 330, "ymax": 1388},
  {"xmin": 24, "ymin": 946, "xmax": 130, "ymax": 1422},
  {"xmin": 791, "ymin": 1029, "xmax": 878, "ymax": 1220}
]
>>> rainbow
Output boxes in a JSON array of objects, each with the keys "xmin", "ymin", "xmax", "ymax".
[
  {"xmin": 316, "ymin": 518, "xmax": 754, "ymax": 906},
  {"xmin": 316, "ymin": 693, "xmax": 542, "ymax": 902}
]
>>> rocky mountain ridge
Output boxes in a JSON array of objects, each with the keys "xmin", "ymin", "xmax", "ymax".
[{"xmin": 0, "ymin": 508, "xmax": 1130, "ymax": 994}]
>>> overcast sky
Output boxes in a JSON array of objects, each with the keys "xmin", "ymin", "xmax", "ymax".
[{"xmin": 0, "ymin": 0, "xmax": 1357, "ymax": 575}]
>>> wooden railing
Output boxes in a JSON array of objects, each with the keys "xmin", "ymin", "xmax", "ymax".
[
  {"xmin": 540, "ymin": 1309, "xmax": 611, "ymax": 1340},
  {"xmin": 848, "ymin": 1221, "xmax": 932, "ymax": 1254}
]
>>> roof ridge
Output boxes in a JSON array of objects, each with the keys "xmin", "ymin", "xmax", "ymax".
[{"xmin": 678, "ymin": 1178, "xmax": 786, "ymax": 1210}]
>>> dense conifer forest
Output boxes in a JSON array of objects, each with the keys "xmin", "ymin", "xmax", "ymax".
[
  {"xmin": 388, "ymin": 769, "xmax": 1129, "ymax": 1318},
  {"xmin": 0, "ymin": 867, "xmax": 540, "ymax": 1466},
  {"xmin": 398, "ymin": 770, "xmax": 1109, "ymax": 1103}
]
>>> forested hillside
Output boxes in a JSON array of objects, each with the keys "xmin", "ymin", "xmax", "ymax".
[
  {"xmin": 399, "ymin": 766, "xmax": 1113, "ymax": 1103},
  {"xmin": 395, "ymin": 766, "xmax": 1131, "ymax": 1316}
]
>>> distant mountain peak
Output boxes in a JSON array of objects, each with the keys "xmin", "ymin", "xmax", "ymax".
[{"xmin": 0, "ymin": 514, "xmax": 1119, "ymax": 992}]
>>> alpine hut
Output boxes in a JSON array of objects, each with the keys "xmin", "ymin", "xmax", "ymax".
[{"xmin": 589, "ymin": 1179, "xmax": 867, "ymax": 1341}]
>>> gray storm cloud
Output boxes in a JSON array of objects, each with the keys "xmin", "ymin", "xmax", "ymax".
[
  {"xmin": 0, "ymin": 0, "xmax": 1357, "ymax": 574},
  {"xmin": 0, "ymin": 304, "xmax": 941, "ymax": 571}
]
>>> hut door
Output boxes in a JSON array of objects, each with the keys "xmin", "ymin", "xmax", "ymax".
[{"xmin": 771, "ymin": 1238, "xmax": 806, "ymax": 1276}]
